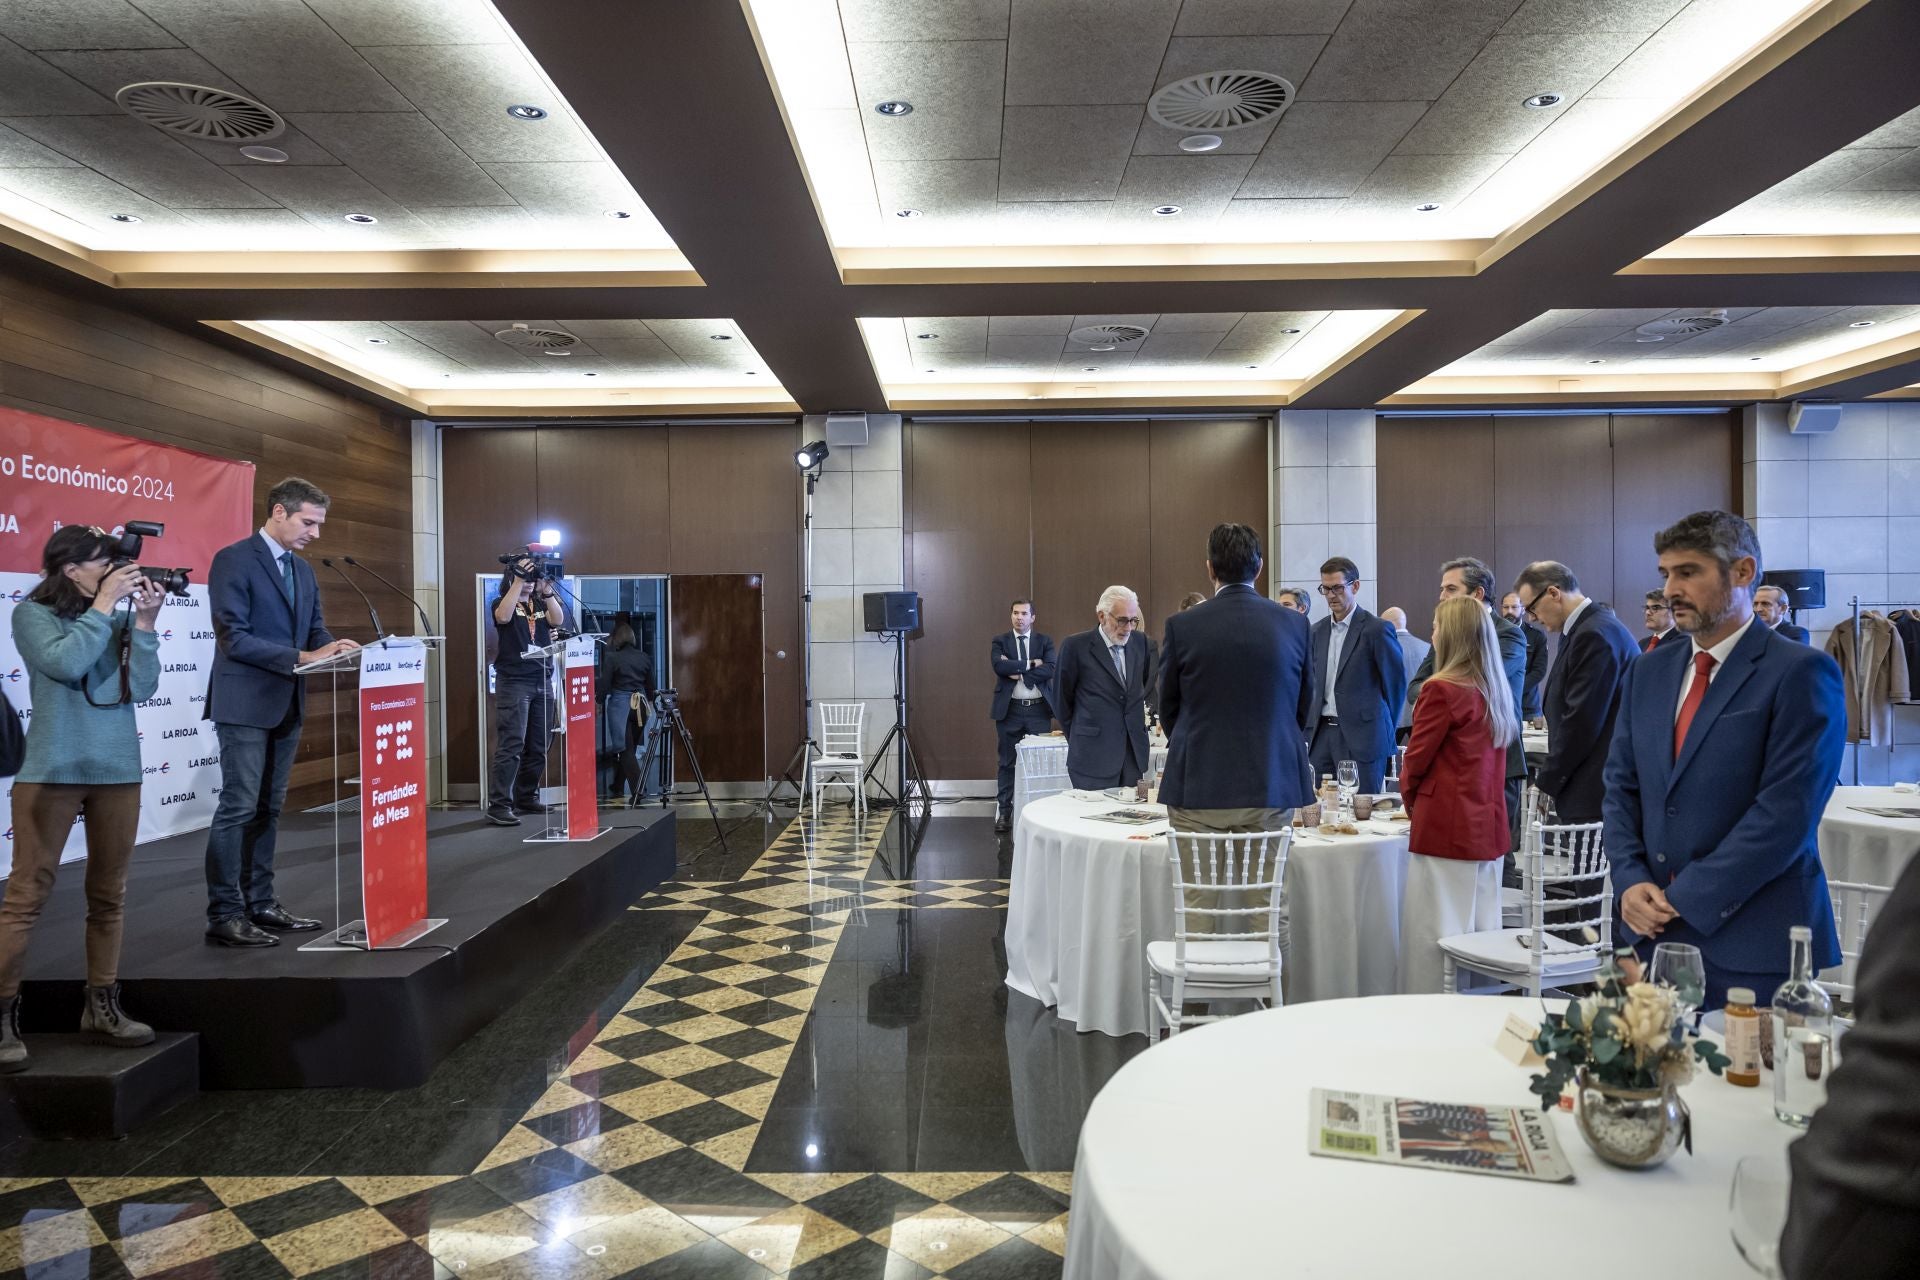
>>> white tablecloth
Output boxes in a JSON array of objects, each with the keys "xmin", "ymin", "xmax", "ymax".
[
  {"xmin": 1522, "ymin": 727, "xmax": 1549, "ymax": 761},
  {"xmin": 1819, "ymin": 785, "xmax": 1920, "ymax": 887},
  {"xmin": 1012, "ymin": 735, "xmax": 1168, "ymax": 824},
  {"xmin": 1063, "ymin": 995, "xmax": 1792, "ymax": 1280},
  {"xmin": 1005, "ymin": 794, "xmax": 1413, "ymax": 1035}
]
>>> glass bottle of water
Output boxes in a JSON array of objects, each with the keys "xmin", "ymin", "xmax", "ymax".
[{"xmin": 1770, "ymin": 925, "xmax": 1834, "ymax": 1127}]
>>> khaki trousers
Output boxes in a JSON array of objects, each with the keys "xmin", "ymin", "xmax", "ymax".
[
  {"xmin": 0, "ymin": 782, "xmax": 142, "ymax": 997},
  {"xmin": 1166, "ymin": 806, "xmax": 1294, "ymax": 950}
]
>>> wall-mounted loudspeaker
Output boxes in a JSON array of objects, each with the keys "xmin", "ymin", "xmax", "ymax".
[
  {"xmin": 1761, "ymin": 569, "xmax": 1825, "ymax": 611},
  {"xmin": 1787, "ymin": 402, "xmax": 1841, "ymax": 435},
  {"xmin": 803, "ymin": 412, "xmax": 902, "ymax": 449},
  {"xmin": 863, "ymin": 590, "xmax": 920, "ymax": 634}
]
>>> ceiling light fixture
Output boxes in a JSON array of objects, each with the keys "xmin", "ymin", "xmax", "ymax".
[
  {"xmin": 1636, "ymin": 335, "xmax": 1665, "ymax": 343},
  {"xmin": 1849, "ymin": 320, "xmax": 1876, "ymax": 328},
  {"xmin": 1090, "ymin": 344, "xmax": 1116, "ymax": 352},
  {"xmin": 343, "ymin": 212, "xmax": 377, "ymax": 224},
  {"xmin": 874, "ymin": 100, "xmax": 913, "ymax": 117},
  {"xmin": 603, "ymin": 209, "xmax": 631, "ymax": 220},
  {"xmin": 1246, "ymin": 364, "xmax": 1259, "ymax": 369},
  {"xmin": 109, "ymin": 213, "xmax": 141, "ymax": 223},
  {"xmin": 745, "ymin": 370, "xmax": 757, "ymax": 375},
  {"xmin": 1178, "ymin": 134, "xmax": 1223, "ymax": 153},
  {"xmin": 1281, "ymin": 327, "xmax": 1301, "ymax": 334},
  {"xmin": 506, "ymin": 104, "xmax": 547, "ymax": 120},
  {"xmin": 584, "ymin": 371, "xmax": 597, "ymax": 377},
  {"xmin": 1083, "ymin": 366, "xmax": 1099, "ymax": 372},
  {"xmin": 925, "ymin": 369, "xmax": 936, "ymax": 373},
  {"xmin": 543, "ymin": 348, "xmax": 571, "ymax": 356},
  {"xmin": 1151, "ymin": 205, "xmax": 1182, "ymax": 216},
  {"xmin": 895, "ymin": 208, "xmax": 922, "ymax": 218},
  {"xmin": 1523, "ymin": 92, "xmax": 1563, "ymax": 109},
  {"xmin": 1586, "ymin": 359, "xmax": 1606, "ymax": 365},
  {"xmin": 1749, "ymin": 356, "xmax": 1765, "ymax": 362},
  {"xmin": 915, "ymin": 333, "xmax": 938, "ymax": 340},
  {"xmin": 709, "ymin": 334, "xmax": 732, "ymax": 340},
  {"xmin": 365, "ymin": 337, "xmax": 388, "ymax": 345},
  {"xmin": 1414, "ymin": 203, "xmax": 1441, "ymax": 212},
  {"xmin": 238, "ymin": 145, "xmax": 287, "ymax": 163}
]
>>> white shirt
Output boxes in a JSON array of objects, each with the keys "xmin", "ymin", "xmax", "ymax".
[
  {"xmin": 258, "ymin": 529, "xmax": 293, "ymax": 587},
  {"xmin": 1562, "ymin": 596, "xmax": 1592, "ymax": 635},
  {"xmin": 1107, "ymin": 633, "xmax": 1128, "ymax": 682},
  {"xmin": 1675, "ymin": 616, "xmax": 1756, "ymax": 719},
  {"xmin": 1323, "ymin": 609, "xmax": 1353, "ymax": 717},
  {"xmin": 1011, "ymin": 630, "xmax": 1038, "ymax": 699}
]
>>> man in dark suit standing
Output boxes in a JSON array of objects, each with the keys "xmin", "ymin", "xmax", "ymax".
[
  {"xmin": 1640, "ymin": 589, "xmax": 1681, "ymax": 653},
  {"xmin": 1512, "ymin": 562, "xmax": 1639, "ymax": 824},
  {"xmin": 1305, "ymin": 557, "xmax": 1404, "ymax": 793},
  {"xmin": 991, "ymin": 599, "xmax": 1057, "ymax": 832},
  {"xmin": 1754, "ymin": 584, "xmax": 1810, "ymax": 643},
  {"xmin": 1409, "ymin": 557, "xmax": 1528, "ymax": 849},
  {"xmin": 1780, "ymin": 857, "xmax": 1920, "ymax": 1277},
  {"xmin": 1056, "ymin": 585, "xmax": 1151, "ymax": 790},
  {"xmin": 203, "ymin": 478, "xmax": 359, "ymax": 947},
  {"xmin": 1501, "ymin": 592, "xmax": 1549, "ymax": 720},
  {"xmin": 1603, "ymin": 510, "xmax": 1845, "ymax": 1009}
]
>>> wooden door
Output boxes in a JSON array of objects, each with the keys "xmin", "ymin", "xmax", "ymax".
[{"xmin": 668, "ymin": 573, "xmax": 766, "ymax": 783}]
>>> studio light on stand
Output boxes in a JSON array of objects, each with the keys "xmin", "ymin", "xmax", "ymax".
[
  {"xmin": 767, "ymin": 441, "xmax": 830, "ymax": 806},
  {"xmin": 794, "ymin": 440, "xmax": 829, "ymax": 471}
]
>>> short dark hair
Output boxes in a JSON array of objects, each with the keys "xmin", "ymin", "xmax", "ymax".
[
  {"xmin": 1010, "ymin": 598, "xmax": 1034, "ymax": 612},
  {"xmin": 1208, "ymin": 524, "xmax": 1263, "ymax": 584},
  {"xmin": 1439, "ymin": 556, "xmax": 1495, "ymax": 601},
  {"xmin": 1645, "ymin": 589, "xmax": 1668, "ymax": 607},
  {"xmin": 25, "ymin": 525, "xmax": 113, "ymax": 619},
  {"xmin": 1180, "ymin": 591, "xmax": 1208, "ymax": 611},
  {"xmin": 1653, "ymin": 509, "xmax": 1763, "ymax": 578},
  {"xmin": 1513, "ymin": 561, "xmax": 1580, "ymax": 598},
  {"xmin": 267, "ymin": 476, "xmax": 329, "ymax": 518},
  {"xmin": 1319, "ymin": 556, "xmax": 1359, "ymax": 584}
]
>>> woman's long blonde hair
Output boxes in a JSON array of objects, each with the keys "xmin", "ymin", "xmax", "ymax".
[{"xmin": 1428, "ymin": 596, "xmax": 1518, "ymax": 749}]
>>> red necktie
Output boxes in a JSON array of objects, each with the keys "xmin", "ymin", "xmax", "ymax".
[{"xmin": 1673, "ymin": 651, "xmax": 1716, "ymax": 758}]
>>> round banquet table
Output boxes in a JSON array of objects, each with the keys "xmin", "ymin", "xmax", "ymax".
[
  {"xmin": 1062, "ymin": 995, "xmax": 1791, "ymax": 1280},
  {"xmin": 1005, "ymin": 793, "xmax": 1414, "ymax": 1036},
  {"xmin": 1819, "ymin": 785, "xmax": 1920, "ymax": 886},
  {"xmin": 1012, "ymin": 735, "xmax": 1169, "ymax": 820}
]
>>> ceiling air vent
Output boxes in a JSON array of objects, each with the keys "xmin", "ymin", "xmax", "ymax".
[
  {"xmin": 1067, "ymin": 323, "xmax": 1150, "ymax": 346},
  {"xmin": 494, "ymin": 325, "xmax": 580, "ymax": 351},
  {"xmin": 1148, "ymin": 71, "xmax": 1294, "ymax": 132},
  {"xmin": 1635, "ymin": 309, "xmax": 1729, "ymax": 338},
  {"xmin": 115, "ymin": 82, "xmax": 284, "ymax": 141}
]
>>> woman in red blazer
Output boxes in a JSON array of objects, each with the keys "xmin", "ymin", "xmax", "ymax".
[{"xmin": 1398, "ymin": 596, "xmax": 1517, "ymax": 993}]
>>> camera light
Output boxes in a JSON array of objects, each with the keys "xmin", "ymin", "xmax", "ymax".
[{"xmin": 537, "ymin": 529, "xmax": 561, "ymax": 547}]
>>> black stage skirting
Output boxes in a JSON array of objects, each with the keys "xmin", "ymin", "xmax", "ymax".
[{"xmin": 18, "ymin": 808, "xmax": 676, "ymax": 1090}]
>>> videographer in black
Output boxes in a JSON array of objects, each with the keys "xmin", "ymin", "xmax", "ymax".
[{"xmin": 487, "ymin": 551, "xmax": 565, "ymax": 826}]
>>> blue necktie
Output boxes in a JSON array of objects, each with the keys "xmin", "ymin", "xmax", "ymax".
[
  {"xmin": 1111, "ymin": 644, "xmax": 1126, "ymax": 682},
  {"xmin": 279, "ymin": 553, "xmax": 294, "ymax": 604}
]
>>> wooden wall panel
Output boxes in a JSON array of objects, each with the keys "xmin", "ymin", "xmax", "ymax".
[
  {"xmin": 669, "ymin": 573, "xmax": 767, "ymax": 783},
  {"xmin": 904, "ymin": 421, "xmax": 1033, "ymax": 781},
  {"xmin": 1148, "ymin": 418, "xmax": 1268, "ymax": 633},
  {"xmin": 1378, "ymin": 416, "xmax": 1497, "ymax": 639},
  {"xmin": 0, "ymin": 263, "xmax": 412, "ymax": 811},
  {"xmin": 1492, "ymin": 415, "xmax": 1615, "ymax": 609},
  {"xmin": 533, "ymin": 426, "xmax": 672, "ymax": 577},
  {"xmin": 1031, "ymin": 421, "xmax": 1151, "ymax": 645},
  {"xmin": 1611, "ymin": 413, "xmax": 1739, "ymax": 606}
]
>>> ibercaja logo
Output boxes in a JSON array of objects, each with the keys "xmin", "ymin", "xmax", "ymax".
[{"xmin": 2, "ymin": 669, "xmax": 19, "ymax": 683}]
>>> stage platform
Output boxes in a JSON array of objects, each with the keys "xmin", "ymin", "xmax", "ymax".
[{"xmin": 18, "ymin": 808, "xmax": 676, "ymax": 1090}]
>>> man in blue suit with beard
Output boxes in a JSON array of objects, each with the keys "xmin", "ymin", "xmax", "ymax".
[
  {"xmin": 1603, "ymin": 511, "xmax": 1845, "ymax": 1009},
  {"xmin": 1056, "ymin": 585, "xmax": 1152, "ymax": 790},
  {"xmin": 1305, "ymin": 556, "xmax": 1404, "ymax": 794}
]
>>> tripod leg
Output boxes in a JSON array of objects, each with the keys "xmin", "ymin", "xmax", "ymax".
[
  {"xmin": 633, "ymin": 719, "xmax": 665, "ymax": 808},
  {"xmin": 862, "ymin": 723, "xmax": 904, "ymax": 805},
  {"xmin": 670, "ymin": 710, "xmax": 730, "ymax": 856}
]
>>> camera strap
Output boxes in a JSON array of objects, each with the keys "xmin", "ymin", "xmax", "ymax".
[{"xmin": 82, "ymin": 604, "xmax": 135, "ymax": 709}]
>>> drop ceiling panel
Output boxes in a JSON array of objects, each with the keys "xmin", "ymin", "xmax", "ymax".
[
  {"xmin": 232, "ymin": 165, "xmax": 434, "ymax": 238},
  {"xmin": 1297, "ymin": 0, "xmax": 1520, "ymax": 101},
  {"xmin": 998, "ymin": 106, "xmax": 1139, "ymax": 202},
  {"xmin": 1239, "ymin": 101, "xmax": 1426, "ymax": 199},
  {"xmin": 1004, "ymin": 0, "xmax": 1182, "ymax": 107},
  {"xmin": 3, "ymin": 117, "xmax": 280, "ymax": 209},
  {"xmin": 0, "ymin": 167, "xmax": 198, "ymax": 232},
  {"xmin": 0, "ymin": 0, "xmax": 179, "ymax": 50},
  {"xmin": 0, "ymin": 126, "xmax": 76, "ymax": 170},
  {"xmin": 357, "ymin": 43, "xmax": 598, "ymax": 164},
  {"xmin": 1112, "ymin": 153, "xmax": 1256, "ymax": 223},
  {"xmin": 0, "ymin": 37, "xmax": 117, "ymax": 115},
  {"xmin": 1442, "ymin": 306, "xmax": 1920, "ymax": 375},
  {"xmin": 130, "ymin": 0, "xmax": 415, "ymax": 114},
  {"xmin": 1392, "ymin": 32, "xmax": 1643, "ymax": 155},
  {"xmin": 1498, "ymin": 0, "xmax": 1689, "ymax": 33},
  {"xmin": 302, "ymin": 0, "xmax": 505, "ymax": 46},
  {"xmin": 1172, "ymin": 0, "xmax": 1356, "ymax": 37},
  {"xmin": 287, "ymin": 113, "xmax": 513, "ymax": 208},
  {"xmin": 838, "ymin": 0, "xmax": 1010, "ymax": 42},
  {"xmin": 873, "ymin": 158, "xmax": 1001, "ymax": 220},
  {"xmin": 848, "ymin": 41, "xmax": 1006, "ymax": 162},
  {"xmin": 1687, "ymin": 104, "xmax": 1920, "ymax": 235}
]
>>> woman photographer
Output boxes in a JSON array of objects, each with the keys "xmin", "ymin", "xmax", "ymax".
[
  {"xmin": 486, "ymin": 559, "xmax": 565, "ymax": 826},
  {"xmin": 0, "ymin": 527, "xmax": 164, "ymax": 1070}
]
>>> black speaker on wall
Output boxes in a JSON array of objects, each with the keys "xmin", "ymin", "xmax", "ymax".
[
  {"xmin": 863, "ymin": 590, "xmax": 921, "ymax": 634},
  {"xmin": 1762, "ymin": 569, "xmax": 1825, "ymax": 611}
]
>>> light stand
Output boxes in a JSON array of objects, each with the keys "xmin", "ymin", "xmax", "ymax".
[
  {"xmin": 767, "ymin": 460, "xmax": 822, "ymax": 806},
  {"xmin": 862, "ymin": 628, "xmax": 930, "ymax": 812}
]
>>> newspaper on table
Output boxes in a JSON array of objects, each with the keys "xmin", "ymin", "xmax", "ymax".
[
  {"xmin": 1083, "ymin": 808, "xmax": 1164, "ymax": 826},
  {"xmin": 1308, "ymin": 1088, "xmax": 1575, "ymax": 1183}
]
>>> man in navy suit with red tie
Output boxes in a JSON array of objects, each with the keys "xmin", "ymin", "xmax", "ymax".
[{"xmin": 1603, "ymin": 511, "xmax": 1845, "ymax": 1008}]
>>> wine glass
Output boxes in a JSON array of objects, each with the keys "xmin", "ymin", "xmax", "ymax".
[
  {"xmin": 1729, "ymin": 1154, "xmax": 1790, "ymax": 1276},
  {"xmin": 1336, "ymin": 759, "xmax": 1359, "ymax": 819},
  {"xmin": 1651, "ymin": 941, "xmax": 1707, "ymax": 1022}
]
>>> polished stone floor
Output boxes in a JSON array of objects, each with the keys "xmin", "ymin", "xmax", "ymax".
[{"xmin": 0, "ymin": 804, "xmax": 1146, "ymax": 1279}]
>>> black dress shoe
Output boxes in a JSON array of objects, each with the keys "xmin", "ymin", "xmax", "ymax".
[
  {"xmin": 206, "ymin": 917, "xmax": 279, "ymax": 947},
  {"xmin": 993, "ymin": 812, "xmax": 1011, "ymax": 833},
  {"xmin": 486, "ymin": 806, "xmax": 522, "ymax": 826},
  {"xmin": 251, "ymin": 903, "xmax": 323, "ymax": 932},
  {"xmin": 515, "ymin": 801, "xmax": 552, "ymax": 815}
]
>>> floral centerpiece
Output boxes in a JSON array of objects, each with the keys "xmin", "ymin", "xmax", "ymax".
[{"xmin": 1527, "ymin": 951, "xmax": 1732, "ymax": 1168}]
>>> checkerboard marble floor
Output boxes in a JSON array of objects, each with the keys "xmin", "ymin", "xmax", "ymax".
[{"xmin": 0, "ymin": 808, "xmax": 1127, "ymax": 1280}]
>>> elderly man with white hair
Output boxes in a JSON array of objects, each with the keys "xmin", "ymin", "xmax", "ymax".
[
  {"xmin": 1380, "ymin": 606, "xmax": 1429, "ymax": 734},
  {"xmin": 1056, "ymin": 584, "xmax": 1154, "ymax": 789}
]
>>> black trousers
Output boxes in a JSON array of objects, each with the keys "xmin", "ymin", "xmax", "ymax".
[
  {"xmin": 995, "ymin": 702, "xmax": 1054, "ymax": 814},
  {"xmin": 490, "ymin": 676, "xmax": 550, "ymax": 811}
]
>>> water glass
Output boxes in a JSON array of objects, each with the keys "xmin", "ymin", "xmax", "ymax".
[
  {"xmin": 1336, "ymin": 759, "xmax": 1359, "ymax": 820},
  {"xmin": 1728, "ymin": 1154, "xmax": 1790, "ymax": 1276},
  {"xmin": 1651, "ymin": 941, "xmax": 1707, "ymax": 1020}
]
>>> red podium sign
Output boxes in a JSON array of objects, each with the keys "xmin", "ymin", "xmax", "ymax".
[
  {"xmin": 564, "ymin": 636, "xmax": 599, "ymax": 839},
  {"xmin": 359, "ymin": 641, "xmax": 429, "ymax": 946}
]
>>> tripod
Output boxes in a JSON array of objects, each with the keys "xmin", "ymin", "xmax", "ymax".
[
  {"xmin": 633, "ymin": 695, "xmax": 730, "ymax": 854},
  {"xmin": 766, "ymin": 466, "xmax": 821, "ymax": 807},
  {"xmin": 862, "ymin": 629, "xmax": 931, "ymax": 812}
]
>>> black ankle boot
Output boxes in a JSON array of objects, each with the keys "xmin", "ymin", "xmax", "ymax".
[
  {"xmin": 0, "ymin": 995, "xmax": 24, "ymax": 1072},
  {"xmin": 80, "ymin": 984, "xmax": 154, "ymax": 1048}
]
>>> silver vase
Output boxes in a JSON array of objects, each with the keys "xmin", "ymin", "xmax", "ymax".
[{"xmin": 1573, "ymin": 1068, "xmax": 1688, "ymax": 1169}]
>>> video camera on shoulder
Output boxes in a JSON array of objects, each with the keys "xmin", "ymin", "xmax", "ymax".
[
  {"xmin": 498, "ymin": 545, "xmax": 564, "ymax": 584},
  {"xmin": 95, "ymin": 519, "xmax": 192, "ymax": 597}
]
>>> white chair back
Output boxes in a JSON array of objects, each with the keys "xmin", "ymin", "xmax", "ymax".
[
  {"xmin": 1146, "ymin": 828, "xmax": 1293, "ymax": 1039},
  {"xmin": 819, "ymin": 702, "xmax": 865, "ymax": 757},
  {"xmin": 1824, "ymin": 879, "xmax": 1892, "ymax": 1003},
  {"xmin": 1514, "ymin": 796, "xmax": 1611, "ymax": 998},
  {"xmin": 1015, "ymin": 741, "xmax": 1070, "ymax": 820}
]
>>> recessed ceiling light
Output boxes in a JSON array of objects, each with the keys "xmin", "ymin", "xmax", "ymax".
[
  {"xmin": 916, "ymin": 332, "xmax": 938, "ymax": 340},
  {"xmin": 543, "ymin": 348, "xmax": 571, "ymax": 356},
  {"xmin": 1281, "ymin": 327, "xmax": 1301, "ymax": 334},
  {"xmin": 874, "ymin": 100, "xmax": 913, "ymax": 117},
  {"xmin": 1151, "ymin": 204, "xmax": 1182, "ymax": 216},
  {"xmin": 1849, "ymin": 319, "xmax": 1876, "ymax": 328},
  {"xmin": 709, "ymin": 334, "xmax": 732, "ymax": 340},
  {"xmin": 238, "ymin": 145, "xmax": 287, "ymax": 163},
  {"xmin": 365, "ymin": 337, "xmax": 388, "ymax": 345},
  {"xmin": 1414, "ymin": 203, "xmax": 1441, "ymax": 212},
  {"xmin": 506, "ymin": 104, "xmax": 547, "ymax": 120},
  {"xmin": 584, "ymin": 371, "xmax": 597, "ymax": 377},
  {"xmin": 1090, "ymin": 344, "xmax": 1116, "ymax": 352},
  {"xmin": 1586, "ymin": 359, "xmax": 1606, "ymax": 365},
  {"xmin": 344, "ymin": 212, "xmax": 377, "ymax": 224},
  {"xmin": 924, "ymin": 369, "xmax": 936, "ymax": 373},
  {"xmin": 604, "ymin": 209, "xmax": 631, "ymax": 220},
  {"xmin": 109, "ymin": 213, "xmax": 141, "ymax": 223},
  {"xmin": 1245, "ymin": 364, "xmax": 1259, "ymax": 369},
  {"xmin": 1178, "ymin": 134, "xmax": 1223, "ymax": 153},
  {"xmin": 1523, "ymin": 92, "xmax": 1563, "ymax": 109},
  {"xmin": 895, "ymin": 208, "xmax": 922, "ymax": 218},
  {"xmin": 745, "ymin": 370, "xmax": 757, "ymax": 375},
  {"xmin": 1749, "ymin": 356, "xmax": 1765, "ymax": 362},
  {"xmin": 1083, "ymin": 366, "xmax": 1099, "ymax": 372}
]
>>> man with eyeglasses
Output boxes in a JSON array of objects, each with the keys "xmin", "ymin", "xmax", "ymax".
[
  {"xmin": 1056, "ymin": 584, "xmax": 1154, "ymax": 790},
  {"xmin": 1305, "ymin": 557, "xmax": 1405, "ymax": 793},
  {"xmin": 1512, "ymin": 562, "xmax": 1638, "ymax": 823},
  {"xmin": 1642, "ymin": 590, "xmax": 1681, "ymax": 653},
  {"xmin": 1500, "ymin": 592, "xmax": 1549, "ymax": 721}
]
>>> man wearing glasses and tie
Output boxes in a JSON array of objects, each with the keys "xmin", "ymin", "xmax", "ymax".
[{"xmin": 1056, "ymin": 585, "xmax": 1153, "ymax": 791}]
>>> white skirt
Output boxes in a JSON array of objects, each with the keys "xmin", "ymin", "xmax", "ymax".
[{"xmin": 1398, "ymin": 854, "xmax": 1503, "ymax": 994}]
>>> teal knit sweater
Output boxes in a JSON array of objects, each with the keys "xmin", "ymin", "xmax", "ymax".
[{"xmin": 11, "ymin": 602, "xmax": 160, "ymax": 785}]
